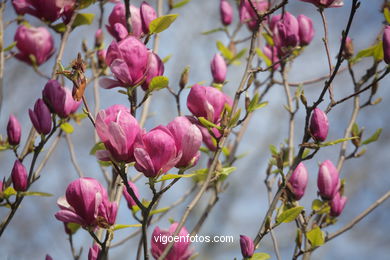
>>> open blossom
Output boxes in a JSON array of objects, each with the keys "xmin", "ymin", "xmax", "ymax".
[
  {"xmin": 14, "ymin": 25, "xmax": 55, "ymax": 66},
  {"xmin": 12, "ymin": 0, "xmax": 75, "ymax": 22},
  {"xmin": 151, "ymin": 223, "xmax": 193, "ymax": 260},
  {"xmin": 383, "ymin": 26, "xmax": 390, "ymax": 64},
  {"xmin": 106, "ymin": 3, "xmax": 142, "ymax": 40},
  {"xmin": 55, "ymin": 178, "xmax": 117, "ymax": 228},
  {"xmin": 96, "ymin": 105, "xmax": 141, "ymax": 162},
  {"xmin": 11, "ymin": 160, "xmax": 28, "ymax": 192},
  {"xmin": 310, "ymin": 108, "xmax": 329, "ymax": 142},
  {"xmin": 167, "ymin": 116, "xmax": 202, "ymax": 168},
  {"xmin": 239, "ymin": 0, "xmax": 269, "ymax": 31},
  {"xmin": 330, "ymin": 192, "xmax": 347, "ymax": 217},
  {"xmin": 210, "ymin": 53, "xmax": 227, "ymax": 83},
  {"xmin": 7, "ymin": 114, "xmax": 21, "ymax": 146},
  {"xmin": 134, "ymin": 126, "xmax": 182, "ymax": 178},
  {"xmin": 317, "ymin": 160, "xmax": 340, "ymax": 200},
  {"xmin": 288, "ymin": 162, "xmax": 308, "ymax": 200},
  {"xmin": 123, "ymin": 181, "xmax": 140, "ymax": 209},
  {"xmin": 220, "ymin": 0, "xmax": 233, "ymax": 26},
  {"xmin": 187, "ymin": 84, "xmax": 232, "ymax": 124},
  {"xmin": 42, "ymin": 80, "xmax": 81, "ymax": 118},
  {"xmin": 240, "ymin": 235, "xmax": 255, "ymax": 258},
  {"xmin": 29, "ymin": 99, "xmax": 52, "ymax": 135},
  {"xmin": 100, "ymin": 36, "xmax": 149, "ymax": 89},
  {"xmin": 140, "ymin": 1, "xmax": 157, "ymax": 34},
  {"xmin": 300, "ymin": 0, "xmax": 344, "ymax": 8},
  {"xmin": 142, "ymin": 51, "xmax": 164, "ymax": 91}
]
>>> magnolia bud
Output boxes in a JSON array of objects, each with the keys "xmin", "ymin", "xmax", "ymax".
[
  {"xmin": 383, "ymin": 26, "xmax": 390, "ymax": 64},
  {"xmin": 317, "ymin": 160, "xmax": 340, "ymax": 200},
  {"xmin": 210, "ymin": 53, "xmax": 227, "ymax": 83},
  {"xmin": 220, "ymin": 0, "xmax": 233, "ymax": 26},
  {"xmin": 180, "ymin": 66, "xmax": 190, "ymax": 89},
  {"xmin": 330, "ymin": 192, "xmax": 347, "ymax": 217},
  {"xmin": 342, "ymin": 36, "xmax": 354, "ymax": 59},
  {"xmin": 288, "ymin": 162, "xmax": 308, "ymax": 200},
  {"xmin": 95, "ymin": 29, "xmax": 104, "ymax": 48},
  {"xmin": 240, "ymin": 235, "xmax": 255, "ymax": 258},
  {"xmin": 11, "ymin": 160, "xmax": 28, "ymax": 192},
  {"xmin": 298, "ymin": 15, "xmax": 314, "ymax": 46},
  {"xmin": 7, "ymin": 114, "xmax": 22, "ymax": 145},
  {"xmin": 140, "ymin": 1, "xmax": 157, "ymax": 34},
  {"xmin": 310, "ymin": 108, "xmax": 329, "ymax": 142},
  {"xmin": 29, "ymin": 99, "xmax": 52, "ymax": 135}
]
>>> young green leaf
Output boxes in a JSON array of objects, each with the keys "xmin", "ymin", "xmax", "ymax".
[
  {"xmin": 251, "ymin": 253, "xmax": 271, "ymax": 260},
  {"xmin": 3, "ymin": 41, "xmax": 17, "ymax": 52},
  {"xmin": 156, "ymin": 173, "xmax": 197, "ymax": 182},
  {"xmin": 150, "ymin": 207, "xmax": 170, "ymax": 216},
  {"xmin": 255, "ymin": 48, "xmax": 272, "ymax": 67},
  {"xmin": 276, "ymin": 206, "xmax": 304, "ymax": 224},
  {"xmin": 113, "ymin": 224, "xmax": 142, "ymax": 231},
  {"xmin": 149, "ymin": 14, "xmax": 179, "ymax": 34},
  {"xmin": 216, "ymin": 41, "xmax": 234, "ymax": 60},
  {"xmin": 20, "ymin": 191, "xmax": 53, "ymax": 197},
  {"xmin": 319, "ymin": 137, "xmax": 358, "ymax": 147},
  {"xmin": 362, "ymin": 128, "xmax": 382, "ymax": 145},
  {"xmin": 149, "ymin": 76, "xmax": 169, "ymax": 91},
  {"xmin": 90, "ymin": 142, "xmax": 105, "ymax": 155},
  {"xmin": 202, "ymin": 27, "xmax": 224, "ymax": 35},
  {"xmin": 60, "ymin": 122, "xmax": 74, "ymax": 134},
  {"xmin": 172, "ymin": 0, "xmax": 192, "ymax": 8},
  {"xmin": 73, "ymin": 13, "xmax": 95, "ymax": 28},
  {"xmin": 307, "ymin": 227, "xmax": 325, "ymax": 247},
  {"xmin": 198, "ymin": 117, "xmax": 221, "ymax": 130}
]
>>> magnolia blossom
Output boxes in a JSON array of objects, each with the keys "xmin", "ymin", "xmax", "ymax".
[
  {"xmin": 310, "ymin": 108, "xmax": 329, "ymax": 142},
  {"xmin": 29, "ymin": 99, "xmax": 52, "ymax": 135},
  {"xmin": 383, "ymin": 26, "xmax": 390, "ymax": 64},
  {"xmin": 220, "ymin": 0, "xmax": 233, "ymax": 26},
  {"xmin": 7, "ymin": 114, "xmax": 21, "ymax": 146},
  {"xmin": 12, "ymin": 0, "xmax": 75, "ymax": 22},
  {"xmin": 106, "ymin": 3, "xmax": 142, "ymax": 40},
  {"xmin": 317, "ymin": 160, "xmax": 340, "ymax": 200},
  {"xmin": 123, "ymin": 181, "xmax": 140, "ymax": 209},
  {"xmin": 239, "ymin": 0, "xmax": 269, "ymax": 31},
  {"xmin": 11, "ymin": 160, "xmax": 28, "ymax": 192},
  {"xmin": 210, "ymin": 53, "xmax": 227, "ymax": 83},
  {"xmin": 140, "ymin": 1, "xmax": 157, "ymax": 34},
  {"xmin": 240, "ymin": 235, "xmax": 255, "ymax": 258},
  {"xmin": 300, "ymin": 0, "xmax": 344, "ymax": 8},
  {"xmin": 288, "ymin": 162, "xmax": 309, "ymax": 200}
]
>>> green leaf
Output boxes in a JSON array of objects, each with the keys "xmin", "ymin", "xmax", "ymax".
[
  {"xmin": 216, "ymin": 41, "xmax": 234, "ymax": 60},
  {"xmin": 352, "ymin": 123, "xmax": 359, "ymax": 137},
  {"xmin": 351, "ymin": 41, "xmax": 383, "ymax": 64},
  {"xmin": 52, "ymin": 23, "xmax": 66, "ymax": 33},
  {"xmin": 20, "ymin": 191, "xmax": 53, "ymax": 197},
  {"xmin": 276, "ymin": 206, "xmax": 304, "ymax": 224},
  {"xmin": 150, "ymin": 207, "xmax": 170, "ymax": 215},
  {"xmin": 198, "ymin": 117, "xmax": 221, "ymax": 130},
  {"xmin": 255, "ymin": 48, "xmax": 272, "ymax": 67},
  {"xmin": 73, "ymin": 13, "xmax": 95, "ymax": 28},
  {"xmin": 373, "ymin": 41, "xmax": 384, "ymax": 61},
  {"xmin": 90, "ymin": 142, "xmax": 105, "ymax": 155},
  {"xmin": 65, "ymin": 223, "xmax": 80, "ymax": 234},
  {"xmin": 201, "ymin": 27, "xmax": 224, "ymax": 35},
  {"xmin": 228, "ymin": 109, "xmax": 241, "ymax": 127},
  {"xmin": 78, "ymin": 0, "xmax": 96, "ymax": 9},
  {"xmin": 362, "ymin": 128, "xmax": 382, "ymax": 145},
  {"xmin": 311, "ymin": 199, "xmax": 324, "ymax": 211},
  {"xmin": 269, "ymin": 145, "xmax": 278, "ymax": 156},
  {"xmin": 262, "ymin": 32, "xmax": 274, "ymax": 46},
  {"xmin": 3, "ymin": 41, "xmax": 17, "ymax": 52},
  {"xmin": 113, "ymin": 224, "xmax": 142, "ymax": 231},
  {"xmin": 220, "ymin": 167, "xmax": 236, "ymax": 177},
  {"xmin": 307, "ymin": 227, "xmax": 325, "ymax": 247},
  {"xmin": 229, "ymin": 48, "xmax": 247, "ymax": 65},
  {"xmin": 319, "ymin": 137, "xmax": 358, "ymax": 147},
  {"xmin": 149, "ymin": 76, "xmax": 169, "ymax": 91},
  {"xmin": 60, "ymin": 122, "xmax": 74, "ymax": 134},
  {"xmin": 162, "ymin": 55, "xmax": 172, "ymax": 63},
  {"xmin": 172, "ymin": 0, "xmax": 192, "ymax": 8},
  {"xmin": 385, "ymin": 8, "xmax": 390, "ymax": 24},
  {"xmin": 3, "ymin": 187, "xmax": 17, "ymax": 198},
  {"xmin": 251, "ymin": 252, "xmax": 271, "ymax": 260},
  {"xmin": 302, "ymin": 148, "xmax": 310, "ymax": 159},
  {"xmin": 156, "ymin": 173, "xmax": 197, "ymax": 182},
  {"xmin": 149, "ymin": 14, "xmax": 179, "ymax": 34}
]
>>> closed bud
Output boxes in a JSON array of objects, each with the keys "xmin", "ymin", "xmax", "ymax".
[
  {"xmin": 11, "ymin": 160, "xmax": 28, "ymax": 192},
  {"xmin": 298, "ymin": 15, "xmax": 315, "ymax": 46},
  {"xmin": 106, "ymin": 3, "xmax": 142, "ymax": 40},
  {"xmin": 263, "ymin": 45, "xmax": 280, "ymax": 70},
  {"xmin": 240, "ymin": 235, "xmax": 255, "ymax": 258},
  {"xmin": 29, "ymin": 99, "xmax": 52, "ymax": 135},
  {"xmin": 273, "ymin": 12, "xmax": 300, "ymax": 50},
  {"xmin": 330, "ymin": 192, "xmax": 347, "ymax": 217},
  {"xmin": 220, "ymin": 0, "xmax": 233, "ymax": 26},
  {"xmin": 95, "ymin": 29, "xmax": 104, "ymax": 48},
  {"xmin": 310, "ymin": 108, "xmax": 329, "ymax": 142},
  {"xmin": 288, "ymin": 162, "xmax": 308, "ymax": 200},
  {"xmin": 180, "ymin": 66, "xmax": 190, "ymax": 89},
  {"xmin": 12, "ymin": 0, "xmax": 75, "ymax": 22},
  {"xmin": 317, "ymin": 160, "xmax": 340, "ymax": 200},
  {"xmin": 342, "ymin": 36, "xmax": 354, "ymax": 59},
  {"xmin": 88, "ymin": 244, "xmax": 101, "ymax": 260},
  {"xmin": 210, "ymin": 53, "xmax": 227, "ymax": 83},
  {"xmin": 142, "ymin": 51, "xmax": 164, "ymax": 91},
  {"xmin": 7, "ymin": 114, "xmax": 22, "ymax": 145},
  {"xmin": 383, "ymin": 26, "xmax": 390, "ymax": 64},
  {"xmin": 239, "ymin": 0, "xmax": 269, "ymax": 31},
  {"xmin": 82, "ymin": 40, "xmax": 88, "ymax": 53},
  {"xmin": 140, "ymin": 1, "xmax": 157, "ymax": 34},
  {"xmin": 123, "ymin": 181, "xmax": 140, "ymax": 209}
]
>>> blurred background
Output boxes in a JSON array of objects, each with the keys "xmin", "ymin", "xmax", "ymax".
[{"xmin": 0, "ymin": 0, "xmax": 389, "ymax": 259}]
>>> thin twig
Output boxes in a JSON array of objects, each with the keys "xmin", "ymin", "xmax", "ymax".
[{"xmin": 65, "ymin": 134, "xmax": 84, "ymax": 177}]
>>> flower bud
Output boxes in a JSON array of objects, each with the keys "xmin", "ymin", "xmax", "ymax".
[
  {"xmin": 239, "ymin": 0, "xmax": 269, "ymax": 31},
  {"xmin": 96, "ymin": 105, "xmax": 141, "ymax": 162},
  {"xmin": 7, "ymin": 114, "xmax": 21, "ymax": 146},
  {"xmin": 142, "ymin": 51, "xmax": 164, "ymax": 91},
  {"xmin": 0, "ymin": 181, "xmax": 3, "ymax": 193},
  {"xmin": 151, "ymin": 223, "xmax": 193, "ymax": 260},
  {"xmin": 263, "ymin": 45, "xmax": 280, "ymax": 70},
  {"xmin": 179, "ymin": 66, "xmax": 190, "ymax": 89},
  {"xmin": 88, "ymin": 244, "xmax": 101, "ymax": 260},
  {"xmin": 97, "ymin": 49, "xmax": 107, "ymax": 68},
  {"xmin": 45, "ymin": 255, "xmax": 53, "ymax": 260},
  {"xmin": 29, "ymin": 99, "xmax": 52, "ymax": 135},
  {"xmin": 330, "ymin": 192, "xmax": 347, "ymax": 217},
  {"xmin": 134, "ymin": 126, "xmax": 181, "ymax": 178},
  {"xmin": 220, "ymin": 0, "xmax": 233, "ymax": 26},
  {"xmin": 288, "ymin": 162, "xmax": 308, "ymax": 200},
  {"xmin": 187, "ymin": 84, "xmax": 232, "ymax": 124},
  {"xmin": 95, "ymin": 29, "xmax": 104, "ymax": 48},
  {"xmin": 299, "ymin": 0, "xmax": 344, "ymax": 8},
  {"xmin": 383, "ymin": 26, "xmax": 390, "ymax": 64},
  {"xmin": 106, "ymin": 3, "xmax": 142, "ymax": 40},
  {"xmin": 11, "ymin": 160, "xmax": 28, "ymax": 192},
  {"xmin": 240, "ymin": 235, "xmax": 255, "ymax": 258},
  {"xmin": 273, "ymin": 12, "xmax": 300, "ymax": 50},
  {"xmin": 14, "ymin": 25, "xmax": 55, "ymax": 66},
  {"xmin": 310, "ymin": 108, "xmax": 329, "ymax": 142},
  {"xmin": 140, "ymin": 1, "xmax": 157, "ymax": 34},
  {"xmin": 210, "ymin": 53, "xmax": 227, "ymax": 84},
  {"xmin": 167, "ymin": 116, "xmax": 202, "ymax": 168},
  {"xmin": 123, "ymin": 181, "xmax": 140, "ymax": 209},
  {"xmin": 12, "ymin": 0, "xmax": 75, "ymax": 22},
  {"xmin": 342, "ymin": 36, "xmax": 354, "ymax": 59},
  {"xmin": 317, "ymin": 160, "xmax": 340, "ymax": 200},
  {"xmin": 42, "ymin": 80, "xmax": 81, "ymax": 118},
  {"xmin": 298, "ymin": 15, "xmax": 314, "ymax": 46}
]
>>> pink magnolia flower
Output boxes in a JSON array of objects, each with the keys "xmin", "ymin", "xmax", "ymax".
[
  {"xmin": 142, "ymin": 51, "xmax": 164, "ymax": 91},
  {"xmin": 42, "ymin": 80, "xmax": 81, "ymax": 118},
  {"xmin": 55, "ymin": 177, "xmax": 117, "ymax": 228},
  {"xmin": 330, "ymin": 192, "xmax": 347, "ymax": 217},
  {"xmin": 187, "ymin": 84, "xmax": 232, "ymax": 124},
  {"xmin": 100, "ymin": 36, "xmax": 149, "ymax": 89},
  {"xmin": 272, "ymin": 12, "xmax": 300, "ymax": 50},
  {"xmin": 140, "ymin": 1, "xmax": 157, "ymax": 34},
  {"xmin": 239, "ymin": 0, "xmax": 268, "ymax": 31},
  {"xmin": 310, "ymin": 108, "xmax": 329, "ymax": 142},
  {"xmin": 88, "ymin": 244, "xmax": 101, "ymax": 260},
  {"xmin": 106, "ymin": 3, "xmax": 142, "ymax": 40},
  {"xmin": 220, "ymin": 0, "xmax": 233, "ymax": 26},
  {"xmin": 383, "ymin": 26, "xmax": 390, "ymax": 64},
  {"xmin": 12, "ymin": 0, "xmax": 75, "ymax": 22},
  {"xmin": 288, "ymin": 162, "xmax": 309, "ymax": 200},
  {"xmin": 11, "ymin": 160, "xmax": 28, "ymax": 192},
  {"xmin": 151, "ymin": 223, "xmax": 193, "ymax": 260},
  {"xmin": 14, "ymin": 25, "xmax": 55, "ymax": 66},
  {"xmin": 123, "ymin": 181, "xmax": 140, "ymax": 209},
  {"xmin": 298, "ymin": 15, "xmax": 315, "ymax": 46},
  {"xmin": 95, "ymin": 105, "xmax": 141, "ymax": 163},
  {"xmin": 7, "ymin": 114, "xmax": 21, "ymax": 146},
  {"xmin": 240, "ymin": 235, "xmax": 255, "ymax": 258},
  {"xmin": 210, "ymin": 53, "xmax": 227, "ymax": 84},
  {"xmin": 29, "ymin": 99, "xmax": 52, "ymax": 135},
  {"xmin": 263, "ymin": 45, "xmax": 280, "ymax": 69},
  {"xmin": 317, "ymin": 160, "xmax": 340, "ymax": 200},
  {"xmin": 300, "ymin": 0, "xmax": 344, "ymax": 8},
  {"xmin": 134, "ymin": 126, "xmax": 182, "ymax": 178},
  {"xmin": 167, "ymin": 116, "xmax": 202, "ymax": 168}
]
